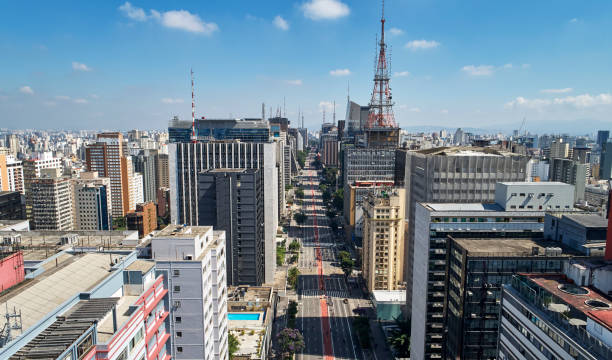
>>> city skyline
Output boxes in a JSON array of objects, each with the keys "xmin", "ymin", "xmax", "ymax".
[{"xmin": 1, "ymin": 0, "xmax": 612, "ymax": 133}]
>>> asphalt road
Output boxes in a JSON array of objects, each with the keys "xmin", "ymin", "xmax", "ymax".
[{"xmin": 295, "ymin": 155, "xmax": 365, "ymax": 360}]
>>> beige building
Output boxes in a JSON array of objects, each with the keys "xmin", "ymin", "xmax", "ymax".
[
  {"xmin": 30, "ymin": 168, "xmax": 73, "ymax": 230},
  {"xmin": 0, "ymin": 154, "xmax": 24, "ymax": 193},
  {"xmin": 362, "ymin": 187, "xmax": 406, "ymax": 292},
  {"xmin": 86, "ymin": 133, "xmax": 132, "ymax": 217},
  {"xmin": 549, "ymin": 139, "xmax": 569, "ymax": 159}
]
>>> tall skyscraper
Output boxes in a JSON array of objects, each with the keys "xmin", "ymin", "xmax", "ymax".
[
  {"xmin": 596, "ymin": 130, "xmax": 609, "ymax": 150},
  {"xmin": 198, "ymin": 168, "xmax": 266, "ymax": 286},
  {"xmin": 169, "ymin": 141, "xmax": 279, "ymax": 284},
  {"xmin": 395, "ymin": 147, "xmax": 530, "ymax": 318},
  {"xmin": 361, "ymin": 187, "xmax": 406, "ymax": 292},
  {"xmin": 86, "ymin": 132, "xmax": 131, "ymax": 217},
  {"xmin": 600, "ymin": 142, "xmax": 612, "ymax": 180},
  {"xmin": 73, "ymin": 182, "xmax": 111, "ymax": 230},
  {"xmin": 549, "ymin": 138, "xmax": 570, "ymax": 159},
  {"xmin": 133, "ymin": 149, "xmax": 158, "ymax": 203},
  {"xmin": 550, "ymin": 158, "xmax": 588, "ymax": 201},
  {"xmin": 29, "ymin": 168, "xmax": 73, "ymax": 230}
]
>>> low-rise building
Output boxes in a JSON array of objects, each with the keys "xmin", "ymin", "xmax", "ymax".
[
  {"xmin": 127, "ymin": 201, "xmax": 157, "ymax": 239},
  {"xmin": 227, "ymin": 286, "xmax": 275, "ymax": 360},
  {"xmin": 544, "ymin": 212, "xmax": 607, "ymax": 255}
]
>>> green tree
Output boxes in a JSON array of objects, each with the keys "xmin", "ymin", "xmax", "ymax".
[
  {"xmin": 276, "ymin": 328, "xmax": 305, "ymax": 359},
  {"xmin": 287, "ymin": 300, "xmax": 298, "ymax": 328},
  {"xmin": 332, "ymin": 188, "xmax": 344, "ymax": 211},
  {"xmin": 288, "ymin": 239, "xmax": 301, "ymax": 252},
  {"xmin": 296, "ymin": 151, "xmax": 307, "ymax": 168},
  {"xmin": 295, "ymin": 187, "xmax": 305, "ymax": 199},
  {"xmin": 276, "ymin": 245, "xmax": 286, "ymax": 266},
  {"xmin": 228, "ymin": 333, "xmax": 240, "ymax": 359},
  {"xmin": 294, "ymin": 211, "xmax": 307, "ymax": 225},
  {"xmin": 287, "ymin": 267, "xmax": 300, "ymax": 289},
  {"xmin": 389, "ymin": 318, "xmax": 411, "ymax": 357},
  {"xmin": 112, "ymin": 216, "xmax": 126, "ymax": 230}
]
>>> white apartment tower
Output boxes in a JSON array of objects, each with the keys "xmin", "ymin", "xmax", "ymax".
[{"xmin": 152, "ymin": 225, "xmax": 229, "ymax": 360}]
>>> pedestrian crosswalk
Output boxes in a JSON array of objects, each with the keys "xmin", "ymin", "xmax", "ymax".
[{"xmin": 299, "ymin": 289, "xmax": 349, "ymax": 298}]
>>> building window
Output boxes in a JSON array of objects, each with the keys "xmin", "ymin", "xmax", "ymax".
[
  {"xmin": 177, "ymin": 331, "xmax": 183, "ymax": 337},
  {"xmin": 177, "ymin": 346, "xmax": 183, "ymax": 353},
  {"xmin": 173, "ymin": 269, "xmax": 180, "ymax": 277},
  {"xmin": 176, "ymin": 316, "xmax": 182, "ymax": 323}
]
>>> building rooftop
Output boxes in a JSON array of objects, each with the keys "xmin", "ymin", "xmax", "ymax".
[
  {"xmin": 0, "ymin": 230, "xmax": 140, "ymax": 261},
  {"xmin": 0, "ymin": 253, "xmax": 123, "ymax": 335},
  {"xmin": 372, "ymin": 290, "xmax": 406, "ymax": 303},
  {"xmin": 525, "ymin": 273, "xmax": 612, "ymax": 333},
  {"xmin": 10, "ymin": 298, "xmax": 119, "ymax": 360},
  {"xmin": 228, "ymin": 286, "xmax": 273, "ymax": 303},
  {"xmin": 155, "ymin": 224, "xmax": 212, "ymax": 238},
  {"xmin": 414, "ymin": 146, "xmax": 516, "ymax": 157},
  {"xmin": 126, "ymin": 259, "xmax": 155, "ymax": 274},
  {"xmin": 451, "ymin": 237, "xmax": 580, "ymax": 257},
  {"xmin": 564, "ymin": 213, "xmax": 608, "ymax": 229},
  {"xmin": 498, "ymin": 181, "xmax": 571, "ymax": 186}
]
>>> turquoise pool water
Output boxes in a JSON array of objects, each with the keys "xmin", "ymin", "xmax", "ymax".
[{"xmin": 228, "ymin": 313, "xmax": 261, "ymax": 321}]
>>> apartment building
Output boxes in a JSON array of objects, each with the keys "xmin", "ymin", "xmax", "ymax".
[
  {"xmin": 0, "ymin": 154, "xmax": 24, "ymax": 194},
  {"xmin": 86, "ymin": 133, "xmax": 132, "ymax": 217},
  {"xmin": 0, "ymin": 191, "xmax": 25, "ymax": 220},
  {"xmin": 152, "ymin": 225, "xmax": 228, "ymax": 360},
  {"xmin": 127, "ymin": 201, "xmax": 157, "ymax": 239},
  {"xmin": 29, "ymin": 168, "xmax": 73, "ymax": 230}
]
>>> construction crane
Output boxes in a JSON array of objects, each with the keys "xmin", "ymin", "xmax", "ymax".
[{"xmin": 518, "ymin": 116, "xmax": 527, "ymax": 136}]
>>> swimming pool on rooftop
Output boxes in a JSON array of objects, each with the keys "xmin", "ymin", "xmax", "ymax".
[{"xmin": 228, "ymin": 313, "xmax": 261, "ymax": 321}]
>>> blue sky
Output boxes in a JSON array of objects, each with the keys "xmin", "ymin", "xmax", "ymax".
[{"xmin": 1, "ymin": 0, "xmax": 611, "ymax": 134}]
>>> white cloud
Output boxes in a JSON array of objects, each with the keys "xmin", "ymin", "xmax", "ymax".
[
  {"xmin": 161, "ymin": 98, "xmax": 184, "ymax": 104},
  {"xmin": 409, "ymin": 107, "xmax": 421, "ymax": 112},
  {"xmin": 440, "ymin": 109, "xmax": 449, "ymax": 114},
  {"xmin": 302, "ymin": 0, "xmax": 350, "ymax": 20},
  {"xmin": 540, "ymin": 88, "xmax": 573, "ymax": 94},
  {"xmin": 119, "ymin": 2, "xmax": 218, "ymax": 35},
  {"xmin": 55, "ymin": 95, "xmax": 71, "ymax": 100},
  {"xmin": 90, "ymin": 94, "xmax": 100, "ymax": 99},
  {"xmin": 159, "ymin": 10, "xmax": 218, "ymax": 34},
  {"xmin": 330, "ymin": 68, "xmax": 350, "ymax": 76},
  {"xmin": 569, "ymin": 18, "xmax": 578, "ymax": 23},
  {"xmin": 285, "ymin": 79, "xmax": 303, "ymax": 85},
  {"xmin": 19, "ymin": 86, "xmax": 34, "ymax": 95},
  {"xmin": 73, "ymin": 98, "xmax": 89, "ymax": 104},
  {"xmin": 319, "ymin": 101, "xmax": 334, "ymax": 112},
  {"xmin": 505, "ymin": 93, "xmax": 612, "ymax": 109},
  {"xmin": 502, "ymin": 63, "xmax": 513, "ymax": 69},
  {"xmin": 461, "ymin": 65, "xmax": 494, "ymax": 76},
  {"xmin": 43, "ymin": 101, "xmax": 56, "ymax": 107},
  {"xmin": 273, "ymin": 15, "xmax": 289, "ymax": 30},
  {"xmin": 405, "ymin": 39, "xmax": 440, "ymax": 50},
  {"xmin": 394, "ymin": 71, "xmax": 410, "ymax": 77},
  {"xmin": 521, "ymin": 63, "xmax": 531, "ymax": 69},
  {"xmin": 389, "ymin": 27, "xmax": 404, "ymax": 36},
  {"xmin": 119, "ymin": 2, "xmax": 147, "ymax": 21},
  {"xmin": 72, "ymin": 61, "xmax": 92, "ymax": 72}
]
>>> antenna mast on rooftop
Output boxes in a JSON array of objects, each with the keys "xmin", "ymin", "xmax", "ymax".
[
  {"xmin": 365, "ymin": 0, "xmax": 396, "ymax": 129},
  {"xmin": 190, "ymin": 69, "xmax": 196, "ymax": 143}
]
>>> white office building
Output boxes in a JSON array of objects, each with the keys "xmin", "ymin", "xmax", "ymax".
[{"xmin": 152, "ymin": 225, "xmax": 229, "ymax": 360}]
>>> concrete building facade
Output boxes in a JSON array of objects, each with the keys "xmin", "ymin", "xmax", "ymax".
[
  {"xmin": 198, "ymin": 169, "xmax": 265, "ymax": 286},
  {"xmin": 395, "ymin": 147, "xmax": 529, "ymax": 318},
  {"xmin": 29, "ymin": 168, "xmax": 73, "ymax": 230},
  {"xmin": 127, "ymin": 201, "xmax": 157, "ymax": 238},
  {"xmin": 169, "ymin": 141, "xmax": 278, "ymax": 284},
  {"xmin": 362, "ymin": 188, "xmax": 406, "ymax": 292},
  {"xmin": 73, "ymin": 182, "xmax": 111, "ymax": 230},
  {"xmin": 152, "ymin": 225, "xmax": 229, "ymax": 360},
  {"xmin": 86, "ymin": 133, "xmax": 130, "ymax": 217},
  {"xmin": 550, "ymin": 158, "xmax": 588, "ymax": 201}
]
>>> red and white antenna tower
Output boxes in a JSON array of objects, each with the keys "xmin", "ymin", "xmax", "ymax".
[
  {"xmin": 365, "ymin": 0, "xmax": 396, "ymax": 129},
  {"xmin": 190, "ymin": 68, "xmax": 196, "ymax": 143}
]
